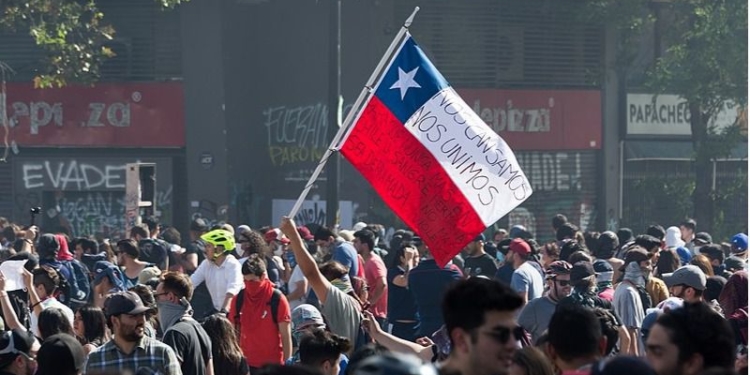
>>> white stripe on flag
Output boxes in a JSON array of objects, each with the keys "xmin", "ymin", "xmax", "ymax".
[{"xmin": 402, "ymin": 87, "xmax": 532, "ymax": 226}]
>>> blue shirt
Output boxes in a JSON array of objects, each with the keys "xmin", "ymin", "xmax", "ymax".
[
  {"xmin": 408, "ymin": 259, "xmax": 462, "ymax": 337},
  {"xmin": 332, "ymin": 240, "xmax": 359, "ymax": 279}
]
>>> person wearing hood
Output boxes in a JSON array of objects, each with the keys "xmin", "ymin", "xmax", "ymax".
[
  {"xmin": 229, "ymin": 253, "xmax": 292, "ymax": 371},
  {"xmin": 665, "ymin": 226, "xmax": 691, "ymax": 265},
  {"xmin": 613, "ymin": 247, "xmax": 650, "ymax": 356},
  {"xmin": 156, "ymin": 271, "xmax": 214, "ymax": 375}
]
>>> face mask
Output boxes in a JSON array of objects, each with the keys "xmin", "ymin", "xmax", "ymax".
[
  {"xmin": 274, "ymin": 245, "xmax": 284, "ymax": 257},
  {"xmin": 244, "ymin": 279, "xmax": 263, "ymax": 294},
  {"xmin": 157, "ymin": 299, "xmax": 188, "ymax": 332},
  {"xmin": 496, "ymin": 251, "xmax": 505, "ymax": 264}
]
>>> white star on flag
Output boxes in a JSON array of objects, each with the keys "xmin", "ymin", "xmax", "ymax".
[{"xmin": 390, "ymin": 67, "xmax": 421, "ymax": 100}]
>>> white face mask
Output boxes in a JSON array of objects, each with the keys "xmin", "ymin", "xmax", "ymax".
[{"xmin": 274, "ymin": 244, "xmax": 284, "ymax": 257}]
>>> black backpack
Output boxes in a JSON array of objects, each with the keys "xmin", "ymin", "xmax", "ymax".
[{"xmin": 232, "ymin": 288, "xmax": 283, "ymax": 331}]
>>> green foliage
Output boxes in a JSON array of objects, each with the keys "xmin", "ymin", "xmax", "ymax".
[
  {"xmin": 0, "ymin": 0, "xmax": 187, "ymax": 87},
  {"xmin": 647, "ymin": 0, "xmax": 748, "ymax": 108}
]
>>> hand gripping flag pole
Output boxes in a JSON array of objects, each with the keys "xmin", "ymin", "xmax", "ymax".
[{"xmin": 288, "ymin": 7, "xmax": 421, "ymax": 219}]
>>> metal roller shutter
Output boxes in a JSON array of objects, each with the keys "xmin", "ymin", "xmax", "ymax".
[
  {"xmin": 503, "ymin": 150, "xmax": 599, "ymax": 243},
  {"xmin": 0, "ymin": 0, "xmax": 182, "ymax": 82},
  {"xmin": 395, "ymin": 0, "xmax": 603, "ymax": 89}
]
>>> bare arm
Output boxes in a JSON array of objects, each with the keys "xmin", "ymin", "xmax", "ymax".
[
  {"xmin": 618, "ymin": 325, "xmax": 632, "ymax": 355},
  {"xmin": 368, "ymin": 276, "xmax": 387, "ymax": 306},
  {"xmin": 22, "ymin": 269, "xmax": 43, "ymax": 317},
  {"xmin": 205, "ymin": 358, "xmax": 214, "ymax": 375},
  {"xmin": 286, "ymin": 279, "xmax": 308, "ymax": 301},
  {"xmin": 627, "ymin": 328, "xmax": 640, "ymax": 356},
  {"xmin": 279, "ymin": 217, "xmax": 331, "ymax": 304},
  {"xmin": 362, "ymin": 311, "xmax": 432, "ymax": 362},
  {"xmin": 279, "ymin": 321, "xmax": 293, "ymax": 360},
  {"xmin": 221, "ymin": 293, "xmax": 234, "ymax": 312}
]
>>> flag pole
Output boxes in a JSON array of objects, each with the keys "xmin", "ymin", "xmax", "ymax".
[{"xmin": 288, "ymin": 7, "xmax": 420, "ymax": 220}]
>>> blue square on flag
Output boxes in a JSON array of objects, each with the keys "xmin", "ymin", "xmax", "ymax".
[{"xmin": 374, "ymin": 37, "xmax": 449, "ymax": 124}]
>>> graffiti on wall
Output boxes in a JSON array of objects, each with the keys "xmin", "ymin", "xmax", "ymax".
[
  {"xmin": 263, "ymin": 103, "xmax": 354, "ymax": 170},
  {"xmin": 14, "ymin": 157, "xmax": 173, "ymax": 238},
  {"xmin": 21, "ymin": 160, "xmax": 128, "ymax": 190},
  {"xmin": 44, "ymin": 187, "xmax": 173, "ymax": 238}
]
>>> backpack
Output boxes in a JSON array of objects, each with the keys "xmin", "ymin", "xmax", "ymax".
[
  {"xmin": 232, "ymin": 288, "xmax": 283, "ymax": 332},
  {"xmin": 138, "ymin": 238, "xmax": 169, "ymax": 270},
  {"xmin": 64, "ymin": 259, "xmax": 90, "ymax": 310},
  {"xmin": 41, "ymin": 261, "xmax": 81, "ymax": 309}
]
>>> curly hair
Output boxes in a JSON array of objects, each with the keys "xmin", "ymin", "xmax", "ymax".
[{"xmin": 238, "ymin": 229, "xmax": 269, "ymax": 257}]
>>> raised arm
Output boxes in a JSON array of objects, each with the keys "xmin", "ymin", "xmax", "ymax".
[{"xmin": 279, "ymin": 217, "xmax": 331, "ymax": 304}]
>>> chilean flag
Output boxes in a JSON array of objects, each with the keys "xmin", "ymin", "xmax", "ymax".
[{"xmin": 340, "ymin": 34, "xmax": 532, "ymax": 267}]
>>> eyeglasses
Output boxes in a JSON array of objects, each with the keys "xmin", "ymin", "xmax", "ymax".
[
  {"xmin": 17, "ymin": 351, "xmax": 35, "ymax": 364},
  {"xmin": 482, "ymin": 326, "xmax": 525, "ymax": 344},
  {"xmin": 154, "ymin": 292, "xmax": 170, "ymax": 298}
]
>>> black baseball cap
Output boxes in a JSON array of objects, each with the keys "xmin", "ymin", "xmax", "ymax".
[
  {"xmin": 694, "ymin": 232, "xmax": 713, "ymax": 245},
  {"xmin": 0, "ymin": 329, "xmax": 34, "ymax": 369},
  {"xmin": 36, "ymin": 333, "xmax": 85, "ymax": 375},
  {"xmin": 104, "ymin": 291, "xmax": 152, "ymax": 317},
  {"xmin": 570, "ymin": 261, "xmax": 597, "ymax": 282}
]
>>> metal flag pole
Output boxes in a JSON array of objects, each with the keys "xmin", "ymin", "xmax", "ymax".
[{"xmin": 288, "ymin": 6, "xmax": 420, "ymax": 219}]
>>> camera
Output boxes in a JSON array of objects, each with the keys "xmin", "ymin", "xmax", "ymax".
[{"xmin": 29, "ymin": 207, "xmax": 41, "ymax": 226}]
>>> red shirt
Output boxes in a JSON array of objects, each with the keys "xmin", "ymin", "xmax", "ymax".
[
  {"xmin": 365, "ymin": 254, "xmax": 388, "ymax": 319},
  {"xmin": 230, "ymin": 285, "xmax": 291, "ymax": 367}
]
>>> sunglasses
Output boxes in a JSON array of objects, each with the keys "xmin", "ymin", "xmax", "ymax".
[
  {"xmin": 554, "ymin": 279, "xmax": 571, "ymax": 287},
  {"xmin": 482, "ymin": 326, "xmax": 525, "ymax": 344}
]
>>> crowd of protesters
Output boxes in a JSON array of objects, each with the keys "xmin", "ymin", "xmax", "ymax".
[{"xmin": 0, "ymin": 213, "xmax": 744, "ymax": 375}]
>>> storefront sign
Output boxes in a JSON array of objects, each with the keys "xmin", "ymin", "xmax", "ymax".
[
  {"xmin": 627, "ymin": 94, "xmax": 741, "ymax": 136},
  {"xmin": 456, "ymin": 89, "xmax": 602, "ymax": 150},
  {"xmin": 3, "ymin": 82, "xmax": 185, "ymax": 147}
]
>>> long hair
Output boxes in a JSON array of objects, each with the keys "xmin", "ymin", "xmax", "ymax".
[
  {"xmin": 76, "ymin": 304, "xmax": 108, "ymax": 346},
  {"xmin": 690, "ymin": 254, "xmax": 715, "ymax": 277},
  {"xmin": 203, "ymin": 314, "xmax": 246, "ymax": 375},
  {"xmin": 38, "ymin": 307, "xmax": 75, "ymax": 340},
  {"xmin": 512, "ymin": 346, "xmax": 555, "ymax": 375}
]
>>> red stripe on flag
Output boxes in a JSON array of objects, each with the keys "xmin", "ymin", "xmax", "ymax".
[{"xmin": 340, "ymin": 97, "xmax": 486, "ymax": 267}]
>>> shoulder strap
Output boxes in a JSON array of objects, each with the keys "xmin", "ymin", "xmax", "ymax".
[
  {"xmin": 269, "ymin": 288, "xmax": 283, "ymax": 325},
  {"xmin": 233, "ymin": 289, "xmax": 245, "ymax": 323}
]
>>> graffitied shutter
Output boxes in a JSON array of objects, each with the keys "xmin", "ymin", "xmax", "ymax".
[
  {"xmin": 395, "ymin": 0, "xmax": 603, "ymax": 88},
  {"xmin": 0, "ymin": 0, "xmax": 182, "ymax": 83},
  {"xmin": 502, "ymin": 150, "xmax": 599, "ymax": 244}
]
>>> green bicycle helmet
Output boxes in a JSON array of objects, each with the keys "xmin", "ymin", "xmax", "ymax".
[{"xmin": 201, "ymin": 229, "xmax": 236, "ymax": 257}]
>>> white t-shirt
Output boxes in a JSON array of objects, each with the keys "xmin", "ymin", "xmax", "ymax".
[
  {"xmin": 287, "ymin": 265, "xmax": 308, "ymax": 311},
  {"xmin": 190, "ymin": 256, "xmax": 244, "ymax": 311},
  {"xmin": 30, "ymin": 298, "xmax": 74, "ymax": 338}
]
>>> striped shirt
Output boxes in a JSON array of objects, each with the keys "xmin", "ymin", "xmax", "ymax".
[{"xmin": 84, "ymin": 336, "xmax": 182, "ymax": 375}]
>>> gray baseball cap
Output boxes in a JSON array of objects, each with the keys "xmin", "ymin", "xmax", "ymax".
[{"xmin": 663, "ymin": 265, "xmax": 707, "ymax": 291}]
